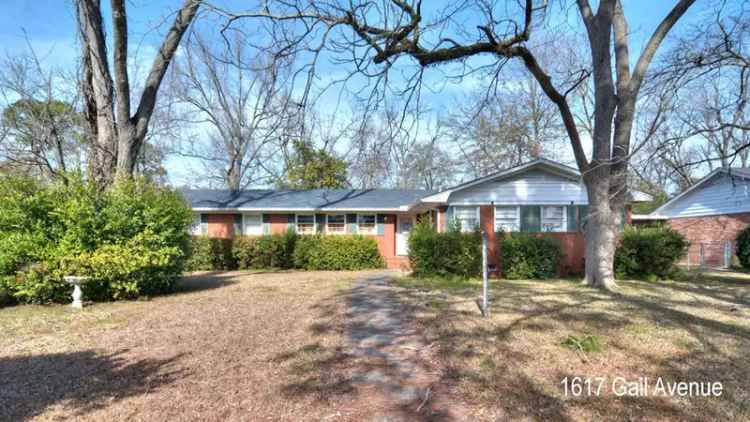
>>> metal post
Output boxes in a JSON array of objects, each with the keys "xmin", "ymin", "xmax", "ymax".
[
  {"xmin": 700, "ymin": 243, "xmax": 705, "ymax": 268},
  {"xmin": 482, "ymin": 231, "xmax": 488, "ymax": 317}
]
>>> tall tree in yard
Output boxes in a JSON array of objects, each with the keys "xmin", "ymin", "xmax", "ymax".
[
  {"xmin": 76, "ymin": 0, "xmax": 201, "ymax": 184},
  {"xmin": 211, "ymin": 0, "xmax": 698, "ymax": 289}
]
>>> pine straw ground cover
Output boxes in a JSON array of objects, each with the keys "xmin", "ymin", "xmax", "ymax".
[
  {"xmin": 393, "ymin": 270, "xmax": 750, "ymax": 421},
  {"xmin": 0, "ymin": 270, "xmax": 397, "ymax": 421}
]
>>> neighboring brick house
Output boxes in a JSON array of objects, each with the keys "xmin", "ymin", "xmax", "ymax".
[
  {"xmin": 649, "ymin": 168, "xmax": 750, "ymax": 268},
  {"xmin": 184, "ymin": 158, "xmax": 649, "ymax": 273}
]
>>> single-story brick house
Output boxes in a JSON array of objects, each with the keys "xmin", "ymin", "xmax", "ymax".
[
  {"xmin": 648, "ymin": 167, "xmax": 750, "ymax": 268},
  {"xmin": 183, "ymin": 158, "xmax": 648, "ymax": 273}
]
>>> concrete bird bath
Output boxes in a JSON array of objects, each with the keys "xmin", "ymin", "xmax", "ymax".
[{"xmin": 63, "ymin": 276, "xmax": 89, "ymax": 309}]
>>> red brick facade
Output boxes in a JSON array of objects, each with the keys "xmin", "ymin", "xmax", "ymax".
[
  {"xmin": 206, "ymin": 214, "xmax": 235, "ymax": 239},
  {"xmin": 201, "ymin": 212, "xmax": 407, "ymax": 269},
  {"xmin": 668, "ymin": 213, "xmax": 750, "ymax": 267}
]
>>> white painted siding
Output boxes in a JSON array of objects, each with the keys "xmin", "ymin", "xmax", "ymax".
[
  {"xmin": 448, "ymin": 169, "xmax": 588, "ymax": 205},
  {"xmin": 660, "ymin": 173, "xmax": 750, "ymax": 218}
]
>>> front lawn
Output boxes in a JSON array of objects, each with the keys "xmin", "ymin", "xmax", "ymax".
[
  {"xmin": 0, "ymin": 270, "xmax": 372, "ymax": 421},
  {"xmin": 2, "ymin": 269, "xmax": 748, "ymax": 420},
  {"xmin": 394, "ymin": 270, "xmax": 750, "ymax": 421}
]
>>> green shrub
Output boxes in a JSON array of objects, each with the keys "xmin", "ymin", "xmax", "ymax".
[
  {"xmin": 736, "ymin": 226, "xmax": 750, "ymax": 270},
  {"xmin": 293, "ymin": 235, "xmax": 384, "ymax": 270},
  {"xmin": 500, "ymin": 234, "xmax": 561, "ymax": 279},
  {"xmin": 408, "ymin": 221, "xmax": 481, "ymax": 277},
  {"xmin": 0, "ymin": 175, "xmax": 193, "ymax": 304},
  {"xmin": 233, "ymin": 230, "xmax": 297, "ymax": 270},
  {"xmin": 187, "ymin": 237, "xmax": 237, "ymax": 271},
  {"xmin": 0, "ymin": 276, "xmax": 14, "ymax": 307},
  {"xmin": 614, "ymin": 225, "xmax": 689, "ymax": 280}
]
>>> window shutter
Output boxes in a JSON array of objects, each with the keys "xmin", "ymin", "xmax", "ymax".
[
  {"xmin": 287, "ymin": 214, "xmax": 295, "ymax": 231},
  {"xmin": 578, "ymin": 206, "xmax": 588, "ymax": 232},
  {"xmin": 445, "ymin": 207, "xmax": 454, "ymax": 230},
  {"xmin": 234, "ymin": 214, "xmax": 243, "ymax": 237},
  {"xmin": 520, "ymin": 206, "xmax": 541, "ymax": 233},
  {"xmin": 346, "ymin": 214, "xmax": 358, "ymax": 234},
  {"xmin": 200, "ymin": 214, "xmax": 208, "ymax": 235},
  {"xmin": 315, "ymin": 214, "xmax": 326, "ymax": 233},
  {"xmin": 262, "ymin": 214, "xmax": 271, "ymax": 235},
  {"xmin": 567, "ymin": 206, "xmax": 578, "ymax": 232},
  {"xmin": 376, "ymin": 214, "xmax": 386, "ymax": 235}
]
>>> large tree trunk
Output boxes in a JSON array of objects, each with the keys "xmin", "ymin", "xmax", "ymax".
[
  {"xmin": 582, "ymin": 176, "xmax": 619, "ymax": 290},
  {"xmin": 77, "ymin": 0, "xmax": 200, "ymax": 184}
]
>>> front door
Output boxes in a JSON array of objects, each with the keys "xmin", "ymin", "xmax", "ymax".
[{"xmin": 396, "ymin": 215, "xmax": 413, "ymax": 256}]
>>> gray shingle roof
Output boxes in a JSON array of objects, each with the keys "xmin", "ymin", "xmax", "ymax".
[{"xmin": 182, "ymin": 188, "xmax": 431, "ymax": 211}]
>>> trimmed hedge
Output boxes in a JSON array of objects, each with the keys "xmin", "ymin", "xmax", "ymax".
[
  {"xmin": 500, "ymin": 234, "xmax": 562, "ymax": 279},
  {"xmin": 234, "ymin": 231, "xmax": 297, "ymax": 270},
  {"xmin": 614, "ymin": 225, "xmax": 689, "ymax": 280},
  {"xmin": 186, "ymin": 231, "xmax": 383, "ymax": 272},
  {"xmin": 408, "ymin": 221, "xmax": 481, "ymax": 277},
  {"xmin": 293, "ymin": 235, "xmax": 384, "ymax": 270},
  {"xmin": 186, "ymin": 237, "xmax": 237, "ymax": 271},
  {"xmin": 737, "ymin": 226, "xmax": 750, "ymax": 270}
]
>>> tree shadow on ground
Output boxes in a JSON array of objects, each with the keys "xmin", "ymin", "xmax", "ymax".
[
  {"xmin": 175, "ymin": 270, "xmax": 283, "ymax": 295},
  {"xmin": 396, "ymin": 274, "xmax": 750, "ymax": 420},
  {"xmin": 0, "ymin": 349, "xmax": 185, "ymax": 421}
]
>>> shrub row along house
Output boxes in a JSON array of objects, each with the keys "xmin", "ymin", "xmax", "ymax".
[
  {"xmin": 184, "ymin": 159, "xmax": 650, "ymax": 273},
  {"xmin": 643, "ymin": 167, "xmax": 750, "ymax": 268}
]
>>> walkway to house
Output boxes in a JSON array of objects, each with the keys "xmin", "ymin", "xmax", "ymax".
[{"xmin": 345, "ymin": 274, "xmax": 460, "ymax": 421}]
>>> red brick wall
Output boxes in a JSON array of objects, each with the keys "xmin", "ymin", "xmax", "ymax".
[
  {"xmin": 377, "ymin": 214, "xmax": 407, "ymax": 269},
  {"xmin": 437, "ymin": 206, "xmax": 447, "ymax": 233},
  {"xmin": 207, "ymin": 214, "xmax": 236, "ymax": 239},
  {"xmin": 269, "ymin": 214, "xmax": 291, "ymax": 234},
  {"xmin": 668, "ymin": 212, "xmax": 750, "ymax": 266}
]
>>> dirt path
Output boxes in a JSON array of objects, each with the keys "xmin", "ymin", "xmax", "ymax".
[{"xmin": 345, "ymin": 274, "xmax": 460, "ymax": 421}]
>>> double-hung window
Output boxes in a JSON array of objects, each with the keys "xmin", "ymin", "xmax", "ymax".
[
  {"xmin": 454, "ymin": 206, "xmax": 478, "ymax": 233},
  {"xmin": 494, "ymin": 206, "xmax": 520, "ymax": 232},
  {"xmin": 358, "ymin": 214, "xmax": 376, "ymax": 235},
  {"xmin": 296, "ymin": 214, "xmax": 316, "ymax": 234},
  {"xmin": 326, "ymin": 214, "xmax": 346, "ymax": 234},
  {"xmin": 243, "ymin": 214, "xmax": 263, "ymax": 236},
  {"xmin": 541, "ymin": 206, "xmax": 566, "ymax": 232},
  {"xmin": 191, "ymin": 214, "xmax": 205, "ymax": 235}
]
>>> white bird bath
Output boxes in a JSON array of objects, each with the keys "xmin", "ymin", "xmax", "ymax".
[{"xmin": 63, "ymin": 276, "xmax": 89, "ymax": 309}]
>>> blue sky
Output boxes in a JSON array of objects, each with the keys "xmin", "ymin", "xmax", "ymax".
[{"xmin": 0, "ymin": 1, "xmax": 715, "ymax": 186}]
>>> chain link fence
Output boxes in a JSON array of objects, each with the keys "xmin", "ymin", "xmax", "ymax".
[{"xmin": 680, "ymin": 240, "xmax": 735, "ymax": 269}]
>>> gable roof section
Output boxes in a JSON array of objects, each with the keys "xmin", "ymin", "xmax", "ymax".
[
  {"xmin": 183, "ymin": 188, "xmax": 430, "ymax": 212},
  {"xmin": 421, "ymin": 158, "xmax": 652, "ymax": 204},
  {"xmin": 420, "ymin": 158, "xmax": 582, "ymax": 203},
  {"xmin": 650, "ymin": 167, "xmax": 750, "ymax": 218}
]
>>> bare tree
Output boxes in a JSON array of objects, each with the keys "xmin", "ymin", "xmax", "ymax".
[
  {"xmin": 445, "ymin": 76, "xmax": 563, "ymax": 178},
  {"xmin": 208, "ymin": 0, "xmax": 698, "ymax": 289},
  {"xmin": 0, "ymin": 52, "xmax": 84, "ymax": 181},
  {"xmin": 76, "ymin": 0, "xmax": 201, "ymax": 184},
  {"xmin": 170, "ymin": 30, "xmax": 295, "ymax": 190}
]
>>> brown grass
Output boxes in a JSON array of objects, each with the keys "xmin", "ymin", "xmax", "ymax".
[
  {"xmin": 0, "ymin": 270, "xmax": 382, "ymax": 421},
  {"xmin": 393, "ymin": 270, "xmax": 750, "ymax": 421},
  {"xmin": 2, "ymin": 269, "xmax": 749, "ymax": 421}
]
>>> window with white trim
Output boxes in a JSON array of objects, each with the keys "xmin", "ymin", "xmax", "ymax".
[
  {"xmin": 296, "ymin": 214, "xmax": 316, "ymax": 234},
  {"xmin": 190, "ymin": 214, "xmax": 202, "ymax": 235},
  {"xmin": 326, "ymin": 214, "xmax": 346, "ymax": 234},
  {"xmin": 243, "ymin": 213, "xmax": 263, "ymax": 236},
  {"xmin": 541, "ymin": 206, "xmax": 566, "ymax": 232},
  {"xmin": 358, "ymin": 214, "xmax": 376, "ymax": 234},
  {"xmin": 494, "ymin": 206, "xmax": 519, "ymax": 232},
  {"xmin": 454, "ymin": 206, "xmax": 478, "ymax": 233}
]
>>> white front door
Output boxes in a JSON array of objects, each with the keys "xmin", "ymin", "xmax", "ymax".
[{"xmin": 396, "ymin": 215, "xmax": 413, "ymax": 256}]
